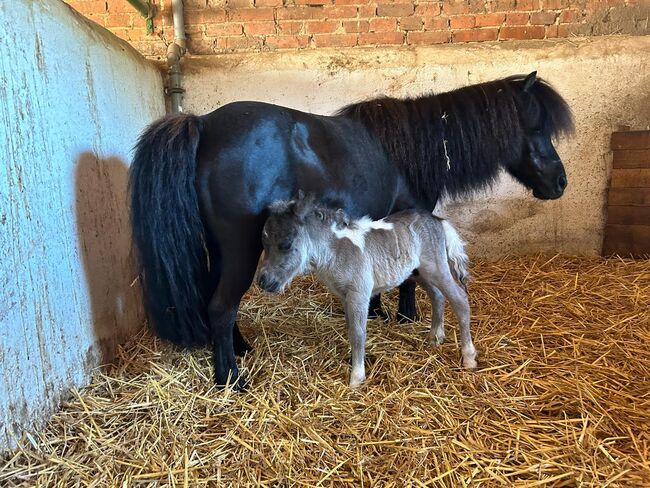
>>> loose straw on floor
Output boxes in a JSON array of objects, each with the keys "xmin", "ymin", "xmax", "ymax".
[{"xmin": 2, "ymin": 255, "xmax": 649, "ymax": 487}]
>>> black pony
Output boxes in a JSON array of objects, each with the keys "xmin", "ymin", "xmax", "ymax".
[{"xmin": 129, "ymin": 72, "xmax": 573, "ymax": 389}]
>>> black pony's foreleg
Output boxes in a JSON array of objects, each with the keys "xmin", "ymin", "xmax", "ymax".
[
  {"xmin": 397, "ymin": 280, "xmax": 419, "ymax": 323},
  {"xmin": 233, "ymin": 322, "xmax": 252, "ymax": 356},
  {"xmin": 368, "ymin": 294, "xmax": 389, "ymax": 321}
]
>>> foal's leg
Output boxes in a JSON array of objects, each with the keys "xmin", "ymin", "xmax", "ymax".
[
  {"xmin": 415, "ymin": 282, "xmax": 446, "ymax": 346},
  {"xmin": 397, "ymin": 279, "xmax": 418, "ymax": 323},
  {"xmin": 345, "ymin": 290, "xmax": 372, "ymax": 387},
  {"xmin": 419, "ymin": 265, "xmax": 477, "ymax": 369},
  {"xmin": 208, "ymin": 229, "xmax": 262, "ymax": 390}
]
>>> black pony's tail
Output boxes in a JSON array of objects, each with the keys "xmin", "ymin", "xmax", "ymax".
[{"xmin": 129, "ymin": 113, "xmax": 211, "ymax": 347}]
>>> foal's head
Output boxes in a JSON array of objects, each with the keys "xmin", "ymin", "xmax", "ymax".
[
  {"xmin": 257, "ymin": 192, "xmax": 338, "ymax": 293},
  {"xmin": 505, "ymin": 71, "xmax": 574, "ymax": 200}
]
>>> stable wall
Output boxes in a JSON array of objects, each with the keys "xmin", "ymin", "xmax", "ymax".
[
  {"xmin": 182, "ymin": 35, "xmax": 650, "ymax": 257},
  {"xmin": 0, "ymin": 1, "xmax": 165, "ymax": 449}
]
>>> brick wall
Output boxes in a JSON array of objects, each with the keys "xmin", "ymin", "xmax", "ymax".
[{"xmin": 66, "ymin": 0, "xmax": 649, "ymax": 58}]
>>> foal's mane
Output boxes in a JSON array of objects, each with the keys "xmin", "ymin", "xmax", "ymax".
[{"xmin": 337, "ymin": 75, "xmax": 573, "ymax": 205}]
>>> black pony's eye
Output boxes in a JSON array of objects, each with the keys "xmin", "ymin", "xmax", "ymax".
[{"xmin": 278, "ymin": 240, "xmax": 292, "ymax": 252}]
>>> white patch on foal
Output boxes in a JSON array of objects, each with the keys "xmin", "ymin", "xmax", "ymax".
[{"xmin": 331, "ymin": 216, "xmax": 394, "ymax": 251}]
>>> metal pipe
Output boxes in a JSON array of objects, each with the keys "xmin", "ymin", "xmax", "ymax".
[
  {"xmin": 167, "ymin": 0, "xmax": 186, "ymax": 113},
  {"xmin": 126, "ymin": 0, "xmax": 153, "ymax": 34}
]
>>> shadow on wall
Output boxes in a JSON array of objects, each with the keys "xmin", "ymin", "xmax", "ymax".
[{"xmin": 75, "ymin": 152, "xmax": 143, "ymax": 370}]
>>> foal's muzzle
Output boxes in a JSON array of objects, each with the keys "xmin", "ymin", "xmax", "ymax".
[{"xmin": 258, "ymin": 273, "xmax": 280, "ymax": 293}]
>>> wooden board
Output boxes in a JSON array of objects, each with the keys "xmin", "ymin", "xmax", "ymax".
[
  {"xmin": 613, "ymin": 149, "xmax": 650, "ymax": 169},
  {"xmin": 608, "ymin": 188, "xmax": 650, "ymax": 206},
  {"xmin": 610, "ymin": 169, "xmax": 650, "ymax": 188},
  {"xmin": 602, "ymin": 224, "xmax": 650, "ymax": 257},
  {"xmin": 606, "ymin": 206, "xmax": 650, "ymax": 226},
  {"xmin": 611, "ymin": 130, "xmax": 650, "ymax": 150}
]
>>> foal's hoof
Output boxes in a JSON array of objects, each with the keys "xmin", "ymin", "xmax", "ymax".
[
  {"xmin": 430, "ymin": 334, "xmax": 445, "ymax": 346},
  {"xmin": 214, "ymin": 371, "xmax": 248, "ymax": 392},
  {"xmin": 233, "ymin": 337, "xmax": 253, "ymax": 357}
]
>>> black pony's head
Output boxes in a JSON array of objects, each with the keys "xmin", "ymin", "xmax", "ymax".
[{"xmin": 505, "ymin": 72, "xmax": 574, "ymax": 200}]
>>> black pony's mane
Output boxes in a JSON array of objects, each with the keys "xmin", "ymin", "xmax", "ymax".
[{"xmin": 337, "ymin": 75, "xmax": 574, "ymax": 205}]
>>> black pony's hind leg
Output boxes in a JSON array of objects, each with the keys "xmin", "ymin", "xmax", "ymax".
[
  {"xmin": 233, "ymin": 323, "xmax": 252, "ymax": 356},
  {"xmin": 207, "ymin": 227, "xmax": 262, "ymax": 391},
  {"xmin": 368, "ymin": 294, "xmax": 389, "ymax": 321},
  {"xmin": 397, "ymin": 280, "xmax": 419, "ymax": 323}
]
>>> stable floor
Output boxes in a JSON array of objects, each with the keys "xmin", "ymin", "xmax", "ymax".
[{"xmin": 2, "ymin": 256, "xmax": 649, "ymax": 486}]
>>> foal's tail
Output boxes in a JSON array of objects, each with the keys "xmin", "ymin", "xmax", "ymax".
[
  {"xmin": 441, "ymin": 220, "xmax": 470, "ymax": 290},
  {"xmin": 129, "ymin": 113, "xmax": 211, "ymax": 347}
]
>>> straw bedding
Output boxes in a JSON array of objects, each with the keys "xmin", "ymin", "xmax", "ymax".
[{"xmin": 2, "ymin": 255, "xmax": 649, "ymax": 487}]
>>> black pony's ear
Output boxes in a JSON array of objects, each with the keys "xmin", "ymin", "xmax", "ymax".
[{"xmin": 523, "ymin": 71, "xmax": 537, "ymax": 92}]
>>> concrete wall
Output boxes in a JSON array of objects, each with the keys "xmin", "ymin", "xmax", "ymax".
[
  {"xmin": 0, "ymin": 1, "xmax": 165, "ymax": 449},
  {"xmin": 182, "ymin": 35, "xmax": 650, "ymax": 257}
]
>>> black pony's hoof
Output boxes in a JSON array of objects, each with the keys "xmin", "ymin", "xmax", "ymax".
[
  {"xmin": 233, "ymin": 323, "xmax": 253, "ymax": 357},
  {"xmin": 397, "ymin": 313, "xmax": 419, "ymax": 324}
]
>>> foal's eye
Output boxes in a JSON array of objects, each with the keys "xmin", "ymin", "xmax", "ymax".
[{"xmin": 278, "ymin": 240, "xmax": 292, "ymax": 252}]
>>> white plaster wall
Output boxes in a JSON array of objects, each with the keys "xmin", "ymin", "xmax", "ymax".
[
  {"xmin": 182, "ymin": 36, "xmax": 650, "ymax": 258},
  {"xmin": 0, "ymin": 1, "xmax": 165, "ymax": 449}
]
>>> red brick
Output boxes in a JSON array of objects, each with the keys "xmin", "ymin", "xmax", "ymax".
[
  {"xmin": 369, "ymin": 18, "xmax": 397, "ymax": 31},
  {"xmin": 204, "ymin": 22, "xmax": 244, "ymax": 36},
  {"xmin": 189, "ymin": 9, "xmax": 227, "ymax": 23},
  {"xmin": 105, "ymin": 12, "xmax": 130, "ymax": 27},
  {"xmin": 358, "ymin": 31, "xmax": 405, "ymax": 45},
  {"xmin": 499, "ymin": 25, "xmax": 545, "ymax": 39},
  {"xmin": 276, "ymin": 6, "xmax": 322, "ymax": 20},
  {"xmin": 407, "ymin": 30, "xmax": 451, "ymax": 44},
  {"xmin": 265, "ymin": 35, "xmax": 310, "ymax": 48},
  {"xmin": 505, "ymin": 12, "xmax": 529, "ymax": 24},
  {"xmin": 474, "ymin": 12, "xmax": 505, "ymax": 26},
  {"xmin": 559, "ymin": 9, "xmax": 580, "ymax": 23},
  {"xmin": 106, "ymin": 0, "xmax": 139, "ymax": 13},
  {"xmin": 343, "ymin": 20, "xmax": 370, "ymax": 33},
  {"xmin": 542, "ymin": 0, "xmax": 569, "ymax": 8},
  {"xmin": 255, "ymin": 0, "xmax": 283, "ymax": 6},
  {"xmin": 442, "ymin": 0, "xmax": 470, "ymax": 15},
  {"xmin": 312, "ymin": 33, "xmax": 358, "ymax": 46},
  {"xmin": 227, "ymin": 7, "xmax": 275, "ymax": 21},
  {"xmin": 415, "ymin": 3, "xmax": 441, "ymax": 16},
  {"xmin": 278, "ymin": 21, "xmax": 304, "ymax": 34},
  {"xmin": 68, "ymin": 0, "xmax": 107, "ymax": 15},
  {"xmin": 545, "ymin": 24, "xmax": 559, "ymax": 37},
  {"xmin": 184, "ymin": 0, "xmax": 208, "ymax": 8},
  {"xmin": 226, "ymin": 0, "xmax": 253, "ymax": 7},
  {"xmin": 244, "ymin": 21, "xmax": 277, "ymax": 34},
  {"xmin": 399, "ymin": 16, "xmax": 423, "ymax": 31},
  {"xmin": 305, "ymin": 20, "xmax": 340, "ymax": 33},
  {"xmin": 424, "ymin": 17, "xmax": 449, "ymax": 30},
  {"xmin": 322, "ymin": 5, "xmax": 358, "ymax": 17},
  {"xmin": 514, "ymin": 0, "xmax": 540, "ymax": 10},
  {"xmin": 377, "ymin": 3, "xmax": 414, "ymax": 16},
  {"xmin": 453, "ymin": 27, "xmax": 498, "ymax": 41},
  {"xmin": 530, "ymin": 11, "xmax": 557, "ymax": 24},
  {"xmin": 357, "ymin": 5, "xmax": 376, "ymax": 17},
  {"xmin": 489, "ymin": 0, "xmax": 516, "ymax": 12},
  {"xmin": 216, "ymin": 35, "xmax": 263, "ymax": 50},
  {"xmin": 294, "ymin": 0, "xmax": 330, "ymax": 5},
  {"xmin": 334, "ymin": 0, "xmax": 362, "ymax": 4},
  {"xmin": 450, "ymin": 15, "xmax": 475, "ymax": 28}
]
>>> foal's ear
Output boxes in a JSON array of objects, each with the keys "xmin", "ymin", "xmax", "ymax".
[
  {"xmin": 334, "ymin": 208, "xmax": 349, "ymax": 226},
  {"xmin": 523, "ymin": 71, "xmax": 537, "ymax": 92},
  {"xmin": 293, "ymin": 192, "xmax": 316, "ymax": 220}
]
